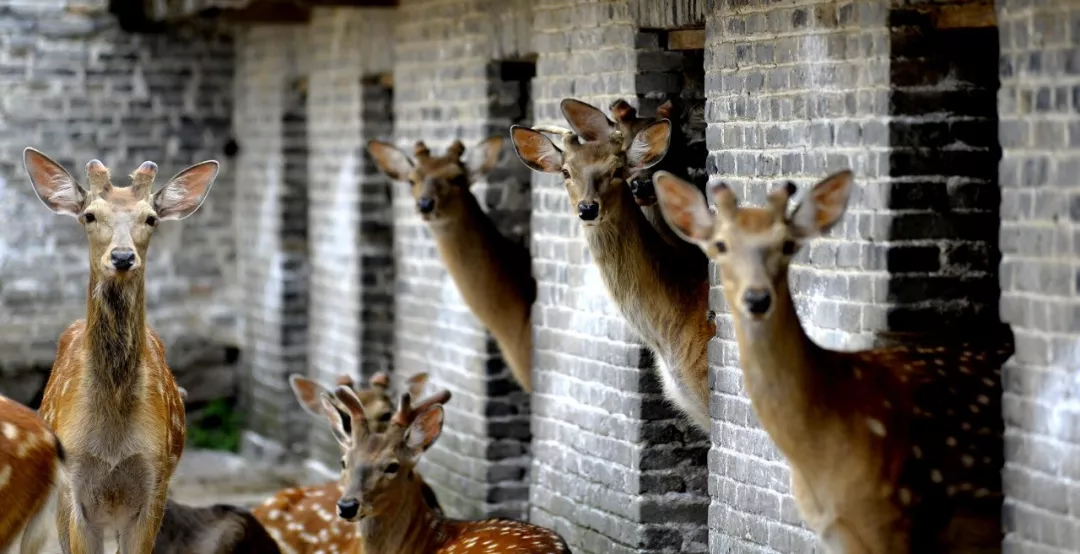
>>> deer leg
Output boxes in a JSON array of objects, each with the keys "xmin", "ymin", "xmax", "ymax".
[
  {"xmin": 65, "ymin": 504, "xmax": 104, "ymax": 554},
  {"xmin": 117, "ymin": 488, "xmax": 166, "ymax": 554},
  {"xmin": 19, "ymin": 478, "xmax": 62, "ymax": 554}
]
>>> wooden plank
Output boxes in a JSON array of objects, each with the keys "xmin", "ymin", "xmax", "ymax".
[
  {"xmin": 932, "ymin": 2, "xmax": 995, "ymax": 29},
  {"xmin": 668, "ymin": 29, "xmax": 705, "ymax": 51}
]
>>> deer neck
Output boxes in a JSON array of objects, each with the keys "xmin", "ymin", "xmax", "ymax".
[
  {"xmin": 729, "ymin": 278, "xmax": 825, "ymax": 461},
  {"xmin": 85, "ymin": 270, "xmax": 148, "ymax": 399},
  {"xmin": 357, "ymin": 479, "xmax": 438, "ymax": 554}
]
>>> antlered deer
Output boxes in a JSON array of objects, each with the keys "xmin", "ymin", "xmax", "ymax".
[
  {"xmin": 366, "ymin": 139, "xmax": 536, "ymax": 392},
  {"xmin": 253, "ymin": 372, "xmax": 444, "ymax": 553},
  {"xmin": 652, "ymin": 170, "xmax": 1009, "ymax": 552},
  {"xmin": 0, "ymin": 394, "xmax": 66, "ymax": 554},
  {"xmin": 318, "ymin": 386, "xmax": 570, "ymax": 554},
  {"xmin": 510, "ymin": 99, "xmax": 714, "ymax": 431},
  {"xmin": 24, "ymin": 149, "xmax": 219, "ymax": 554}
]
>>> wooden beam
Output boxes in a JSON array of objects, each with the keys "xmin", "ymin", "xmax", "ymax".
[
  {"xmin": 929, "ymin": 2, "xmax": 995, "ymax": 29},
  {"xmin": 667, "ymin": 29, "xmax": 705, "ymax": 51}
]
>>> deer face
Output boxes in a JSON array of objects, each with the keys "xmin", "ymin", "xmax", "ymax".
[
  {"xmin": 23, "ymin": 149, "xmax": 218, "ymax": 280},
  {"xmin": 510, "ymin": 99, "xmax": 671, "ymax": 224},
  {"xmin": 320, "ymin": 389, "xmax": 447, "ymax": 522},
  {"xmin": 366, "ymin": 138, "xmax": 503, "ymax": 224},
  {"xmin": 653, "ymin": 170, "xmax": 854, "ymax": 322}
]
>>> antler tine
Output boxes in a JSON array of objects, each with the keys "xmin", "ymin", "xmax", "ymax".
[
  {"xmin": 333, "ymin": 385, "xmax": 369, "ymax": 438},
  {"xmin": 334, "ymin": 373, "xmax": 356, "ymax": 388},
  {"xmin": 447, "ymin": 140, "xmax": 466, "ymax": 159},
  {"xmin": 391, "ymin": 391, "xmax": 413, "ymax": 427},
  {"xmin": 767, "ymin": 181, "xmax": 798, "ymax": 218},
  {"xmin": 709, "ymin": 181, "xmax": 739, "ymax": 220},
  {"xmin": 85, "ymin": 159, "xmax": 111, "ymax": 195},
  {"xmin": 130, "ymin": 161, "xmax": 158, "ymax": 198},
  {"xmin": 413, "ymin": 141, "xmax": 431, "ymax": 159},
  {"xmin": 609, "ymin": 99, "xmax": 638, "ymax": 123},
  {"xmin": 411, "ymin": 389, "xmax": 452, "ymax": 416}
]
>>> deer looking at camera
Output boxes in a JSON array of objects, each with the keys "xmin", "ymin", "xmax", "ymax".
[
  {"xmin": 510, "ymin": 99, "xmax": 713, "ymax": 431},
  {"xmin": 653, "ymin": 170, "xmax": 1009, "ymax": 552},
  {"xmin": 253, "ymin": 372, "xmax": 444, "ymax": 554},
  {"xmin": 24, "ymin": 149, "xmax": 219, "ymax": 554},
  {"xmin": 319, "ymin": 386, "xmax": 570, "ymax": 554},
  {"xmin": 366, "ymin": 138, "xmax": 536, "ymax": 392},
  {"xmin": 0, "ymin": 394, "xmax": 67, "ymax": 554}
]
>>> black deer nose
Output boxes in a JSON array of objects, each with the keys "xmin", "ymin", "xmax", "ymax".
[
  {"xmin": 337, "ymin": 498, "xmax": 360, "ymax": 519},
  {"xmin": 743, "ymin": 288, "xmax": 772, "ymax": 315},
  {"xmin": 110, "ymin": 249, "xmax": 136, "ymax": 271},
  {"xmin": 577, "ymin": 202, "xmax": 599, "ymax": 221},
  {"xmin": 416, "ymin": 197, "xmax": 435, "ymax": 214}
]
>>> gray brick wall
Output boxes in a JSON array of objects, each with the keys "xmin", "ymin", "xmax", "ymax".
[
  {"xmin": 704, "ymin": 2, "xmax": 1003, "ymax": 552},
  {"xmin": 997, "ymin": 1, "xmax": 1080, "ymax": 551},
  {"xmin": 389, "ymin": 0, "xmax": 536, "ymax": 521},
  {"xmin": 0, "ymin": 1, "xmax": 238, "ymax": 406},
  {"xmin": 528, "ymin": 2, "xmax": 709, "ymax": 553}
]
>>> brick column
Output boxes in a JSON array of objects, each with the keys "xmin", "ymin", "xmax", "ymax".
[
  {"xmin": 997, "ymin": 2, "xmax": 1080, "ymax": 551},
  {"xmin": 704, "ymin": 2, "xmax": 1002, "ymax": 551}
]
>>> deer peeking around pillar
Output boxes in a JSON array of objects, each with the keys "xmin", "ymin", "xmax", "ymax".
[
  {"xmin": 653, "ymin": 169, "xmax": 1009, "ymax": 552},
  {"xmin": 24, "ymin": 149, "xmax": 219, "ymax": 554},
  {"xmin": 366, "ymin": 138, "xmax": 536, "ymax": 392},
  {"xmin": 510, "ymin": 99, "xmax": 714, "ymax": 432}
]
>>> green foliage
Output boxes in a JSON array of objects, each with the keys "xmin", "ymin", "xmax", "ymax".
[{"xmin": 186, "ymin": 398, "xmax": 241, "ymax": 452}]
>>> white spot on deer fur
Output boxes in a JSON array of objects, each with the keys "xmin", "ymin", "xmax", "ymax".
[
  {"xmin": 975, "ymin": 488, "xmax": 990, "ymax": 498},
  {"xmin": 946, "ymin": 436, "xmax": 957, "ymax": 447},
  {"xmin": 970, "ymin": 404, "xmax": 980, "ymax": 414},
  {"xmin": 853, "ymin": 368, "xmax": 862, "ymax": 379},
  {"xmin": 930, "ymin": 470, "xmax": 943, "ymax": 483},
  {"xmin": 866, "ymin": 418, "xmax": 886, "ymax": 437},
  {"xmin": 961, "ymin": 455, "xmax": 974, "ymax": 467},
  {"xmin": 269, "ymin": 510, "xmax": 282, "ymax": 520},
  {"xmin": 947, "ymin": 485, "xmax": 957, "ymax": 497},
  {"xmin": 1, "ymin": 422, "xmax": 17, "ymax": 441},
  {"xmin": 982, "ymin": 378, "xmax": 994, "ymax": 387},
  {"xmin": 898, "ymin": 488, "xmax": 911, "ymax": 505},
  {"xmin": 977, "ymin": 394, "xmax": 990, "ymax": 405}
]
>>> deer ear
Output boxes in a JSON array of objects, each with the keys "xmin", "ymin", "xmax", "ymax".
[
  {"xmin": 466, "ymin": 136, "xmax": 504, "ymax": 177},
  {"xmin": 561, "ymin": 99, "xmax": 613, "ymax": 141},
  {"xmin": 289, "ymin": 375, "xmax": 326, "ymax": 417},
  {"xmin": 510, "ymin": 126, "xmax": 564, "ymax": 174},
  {"xmin": 153, "ymin": 161, "xmax": 219, "ymax": 220},
  {"xmin": 404, "ymin": 405, "xmax": 444, "ymax": 457},
  {"xmin": 23, "ymin": 148, "xmax": 86, "ymax": 216},
  {"xmin": 627, "ymin": 120, "xmax": 671, "ymax": 171},
  {"xmin": 653, "ymin": 171, "xmax": 715, "ymax": 244},
  {"xmin": 366, "ymin": 140, "xmax": 415, "ymax": 181},
  {"xmin": 320, "ymin": 393, "xmax": 352, "ymax": 447},
  {"xmin": 789, "ymin": 170, "xmax": 854, "ymax": 239}
]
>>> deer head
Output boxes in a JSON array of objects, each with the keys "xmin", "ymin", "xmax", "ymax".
[
  {"xmin": 289, "ymin": 372, "xmax": 430, "ymax": 436},
  {"xmin": 652, "ymin": 170, "xmax": 854, "ymax": 323},
  {"xmin": 366, "ymin": 138, "xmax": 504, "ymax": 223},
  {"xmin": 23, "ymin": 148, "xmax": 219, "ymax": 281},
  {"xmin": 510, "ymin": 98, "xmax": 671, "ymax": 224},
  {"xmin": 321, "ymin": 387, "xmax": 451, "ymax": 521}
]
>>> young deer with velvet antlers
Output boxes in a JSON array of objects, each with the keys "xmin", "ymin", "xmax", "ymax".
[
  {"xmin": 511, "ymin": 99, "xmax": 713, "ymax": 431},
  {"xmin": 0, "ymin": 394, "xmax": 66, "ymax": 554},
  {"xmin": 318, "ymin": 386, "xmax": 569, "ymax": 554},
  {"xmin": 653, "ymin": 170, "xmax": 1009, "ymax": 552},
  {"xmin": 254, "ymin": 372, "xmax": 445, "ymax": 554},
  {"xmin": 24, "ymin": 149, "xmax": 218, "ymax": 554},
  {"xmin": 367, "ymin": 138, "xmax": 537, "ymax": 392}
]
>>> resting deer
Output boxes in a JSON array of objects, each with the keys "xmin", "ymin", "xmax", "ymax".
[
  {"xmin": 366, "ymin": 138, "xmax": 537, "ymax": 392},
  {"xmin": 24, "ymin": 149, "xmax": 219, "ymax": 554},
  {"xmin": 0, "ymin": 394, "xmax": 66, "ymax": 554},
  {"xmin": 318, "ymin": 386, "xmax": 570, "ymax": 554},
  {"xmin": 510, "ymin": 99, "xmax": 714, "ymax": 431},
  {"xmin": 253, "ymin": 372, "xmax": 443, "ymax": 553},
  {"xmin": 153, "ymin": 500, "xmax": 282, "ymax": 554},
  {"xmin": 652, "ymin": 170, "xmax": 1009, "ymax": 552}
]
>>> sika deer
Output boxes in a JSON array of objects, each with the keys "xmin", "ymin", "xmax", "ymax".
[
  {"xmin": 366, "ymin": 138, "xmax": 536, "ymax": 392},
  {"xmin": 0, "ymin": 394, "xmax": 66, "ymax": 554},
  {"xmin": 510, "ymin": 99, "xmax": 714, "ymax": 431},
  {"xmin": 319, "ymin": 387, "xmax": 570, "ymax": 554},
  {"xmin": 24, "ymin": 149, "xmax": 218, "ymax": 554},
  {"xmin": 652, "ymin": 170, "xmax": 1009, "ymax": 552},
  {"xmin": 253, "ymin": 372, "xmax": 443, "ymax": 553}
]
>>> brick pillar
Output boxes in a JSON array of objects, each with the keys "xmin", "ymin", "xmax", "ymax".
[
  {"xmin": 390, "ymin": 0, "xmax": 535, "ymax": 521},
  {"xmin": 997, "ymin": 1, "xmax": 1080, "ymax": 551},
  {"xmin": 234, "ymin": 25, "xmax": 312, "ymax": 462},
  {"xmin": 704, "ymin": 2, "xmax": 1003, "ymax": 551},
  {"xmin": 527, "ymin": 2, "xmax": 709, "ymax": 553},
  {"xmin": 305, "ymin": 7, "xmax": 397, "ymax": 474}
]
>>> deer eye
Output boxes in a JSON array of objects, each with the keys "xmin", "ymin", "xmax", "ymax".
[
  {"xmin": 560, "ymin": 168, "xmax": 570, "ymax": 179},
  {"xmin": 378, "ymin": 412, "xmax": 392, "ymax": 423},
  {"xmin": 384, "ymin": 462, "xmax": 400, "ymax": 475},
  {"xmin": 145, "ymin": 215, "xmax": 158, "ymax": 227},
  {"xmin": 82, "ymin": 212, "xmax": 96, "ymax": 224},
  {"xmin": 781, "ymin": 240, "xmax": 797, "ymax": 256},
  {"xmin": 714, "ymin": 241, "xmax": 728, "ymax": 254}
]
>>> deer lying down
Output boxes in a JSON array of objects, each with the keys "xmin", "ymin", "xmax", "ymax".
[
  {"xmin": 153, "ymin": 500, "xmax": 281, "ymax": 554},
  {"xmin": 653, "ymin": 169, "xmax": 1009, "ymax": 552},
  {"xmin": 0, "ymin": 394, "xmax": 66, "ymax": 554}
]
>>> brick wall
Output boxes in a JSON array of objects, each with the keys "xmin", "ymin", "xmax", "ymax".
[
  {"xmin": 0, "ymin": 0, "xmax": 238, "ymax": 405},
  {"xmin": 528, "ymin": 2, "xmax": 709, "ymax": 553},
  {"xmin": 997, "ymin": 1, "xmax": 1080, "ymax": 551}
]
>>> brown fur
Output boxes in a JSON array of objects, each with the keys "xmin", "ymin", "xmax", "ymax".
[
  {"xmin": 510, "ymin": 99, "xmax": 714, "ymax": 431},
  {"xmin": 0, "ymin": 394, "xmax": 65, "ymax": 554},
  {"xmin": 321, "ymin": 387, "xmax": 569, "ymax": 554},
  {"xmin": 654, "ymin": 170, "xmax": 1008, "ymax": 552},
  {"xmin": 366, "ymin": 138, "xmax": 536, "ymax": 392},
  {"xmin": 24, "ymin": 149, "xmax": 218, "ymax": 554}
]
